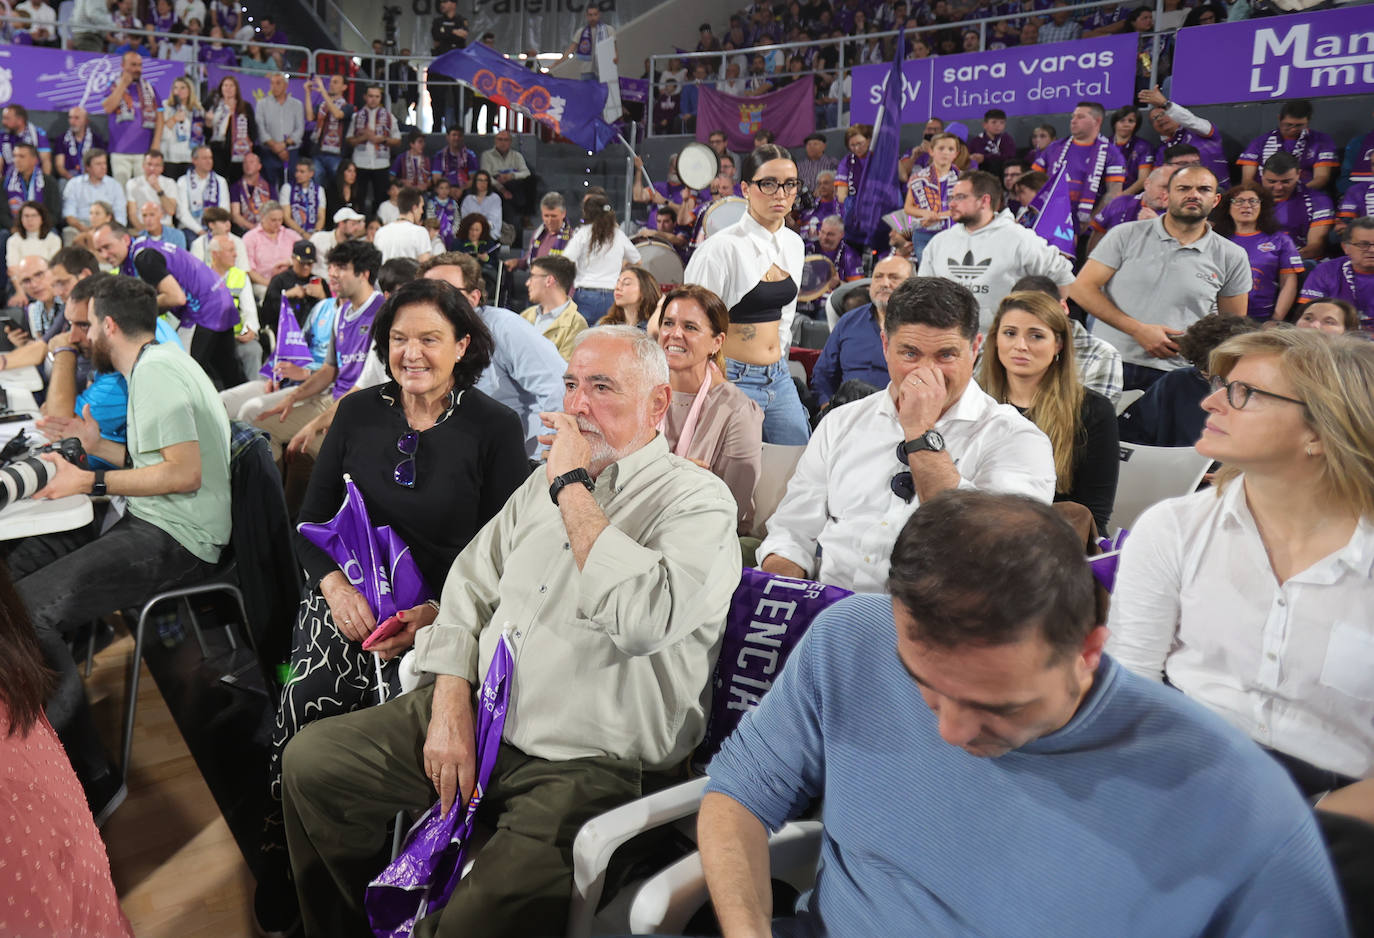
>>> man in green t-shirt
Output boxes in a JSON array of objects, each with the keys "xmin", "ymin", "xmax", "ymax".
[{"xmin": 7, "ymin": 275, "xmax": 231, "ymax": 826}]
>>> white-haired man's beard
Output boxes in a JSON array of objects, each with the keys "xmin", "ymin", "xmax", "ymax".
[{"xmin": 577, "ymin": 416, "xmax": 633, "ymax": 472}]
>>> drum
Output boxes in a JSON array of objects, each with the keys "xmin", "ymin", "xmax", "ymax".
[
  {"xmin": 700, "ymin": 196, "xmax": 748, "ymax": 239},
  {"xmin": 798, "ymin": 254, "xmax": 838, "ymax": 302},
  {"xmin": 632, "ymin": 237, "xmax": 686, "ymax": 288},
  {"xmin": 676, "ymin": 142, "xmax": 719, "ymax": 190}
]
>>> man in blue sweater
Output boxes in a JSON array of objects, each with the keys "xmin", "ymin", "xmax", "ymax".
[{"xmin": 701, "ymin": 490, "xmax": 1349, "ymax": 937}]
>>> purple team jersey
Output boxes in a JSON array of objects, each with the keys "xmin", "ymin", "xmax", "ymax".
[
  {"xmin": 56, "ymin": 127, "xmax": 104, "ymax": 174},
  {"xmin": 103, "ymin": 78, "xmax": 157, "ymax": 155},
  {"xmin": 1090, "ymin": 192, "xmax": 1145, "ymax": 233},
  {"xmin": 1338, "ymin": 182, "xmax": 1374, "ymax": 221},
  {"xmin": 806, "ymin": 239, "xmax": 862, "ymax": 281},
  {"xmin": 123, "ymin": 241, "xmax": 238, "ymax": 332},
  {"xmin": 969, "ymin": 131, "xmax": 1016, "ymax": 164},
  {"xmin": 1271, "ymin": 186, "xmax": 1334, "ymax": 249},
  {"xmin": 1300, "ymin": 258, "xmax": 1374, "ymax": 328},
  {"xmin": 836, "ymin": 151, "xmax": 868, "ymax": 200},
  {"xmin": 332, "ymin": 293, "xmax": 386, "ymax": 398},
  {"xmin": 1033, "ymin": 137, "xmax": 1126, "ymax": 226},
  {"xmin": 1231, "ymin": 231, "xmax": 1303, "ymax": 321},
  {"xmin": 1154, "ymin": 130, "xmax": 1230, "ymax": 190},
  {"xmin": 1238, "ymin": 130, "xmax": 1340, "ymax": 185},
  {"xmin": 1117, "ymin": 136, "xmax": 1154, "ymax": 188},
  {"xmin": 1, "ymin": 125, "xmax": 50, "ymax": 166}
]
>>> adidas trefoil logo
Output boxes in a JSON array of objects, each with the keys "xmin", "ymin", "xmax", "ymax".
[{"xmin": 946, "ymin": 250, "xmax": 992, "ymax": 282}]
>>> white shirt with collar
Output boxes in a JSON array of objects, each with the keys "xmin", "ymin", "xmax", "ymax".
[
  {"xmin": 175, "ymin": 169, "xmax": 230, "ymax": 233},
  {"xmin": 758, "ymin": 380, "xmax": 1055, "ymax": 593},
  {"xmin": 684, "ymin": 209, "xmax": 805, "ymax": 354},
  {"xmin": 126, "ymin": 173, "xmax": 178, "ymax": 227},
  {"xmin": 1106, "ymin": 479, "xmax": 1374, "ymax": 779}
]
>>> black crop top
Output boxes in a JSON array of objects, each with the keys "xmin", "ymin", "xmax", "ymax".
[{"xmin": 729, "ymin": 277, "xmax": 797, "ymax": 325}]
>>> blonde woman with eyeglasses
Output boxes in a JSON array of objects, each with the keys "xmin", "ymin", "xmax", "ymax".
[{"xmin": 1108, "ymin": 329, "xmax": 1374, "ymax": 838}]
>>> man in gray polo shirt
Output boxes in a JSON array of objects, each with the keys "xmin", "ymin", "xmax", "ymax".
[{"xmin": 1069, "ymin": 165, "xmax": 1250, "ymax": 391}]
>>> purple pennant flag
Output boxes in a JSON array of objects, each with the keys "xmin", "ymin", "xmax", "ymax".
[
  {"xmin": 297, "ymin": 476, "xmax": 432, "ymax": 623},
  {"xmin": 695, "ymin": 568, "xmax": 852, "ymax": 771},
  {"xmin": 429, "ymin": 44, "xmax": 619, "ymax": 153},
  {"xmin": 694, "ymin": 77, "xmax": 815, "ymax": 152},
  {"xmin": 259, "ymin": 295, "xmax": 315, "ymax": 381},
  {"xmin": 1022, "ymin": 165, "xmax": 1078, "ymax": 257},
  {"xmin": 1088, "ymin": 529, "xmax": 1130, "ymax": 592},
  {"xmin": 366, "ymin": 631, "xmax": 514, "ymax": 937},
  {"xmin": 843, "ymin": 28, "xmax": 905, "ymax": 252}
]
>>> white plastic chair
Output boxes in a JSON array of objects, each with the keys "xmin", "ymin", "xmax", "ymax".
[
  {"xmin": 1114, "ymin": 387, "xmax": 1145, "ymax": 416},
  {"xmin": 750, "ymin": 443, "xmax": 806, "ymax": 540},
  {"xmin": 1111, "ymin": 442, "xmax": 1212, "ymax": 534},
  {"xmin": 628, "ymin": 820, "xmax": 824, "ymax": 935}
]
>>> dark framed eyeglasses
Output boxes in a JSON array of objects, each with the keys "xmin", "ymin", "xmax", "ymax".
[
  {"xmin": 394, "ymin": 429, "xmax": 419, "ymax": 488},
  {"xmin": 1208, "ymin": 375, "xmax": 1306, "ymax": 410},
  {"xmin": 889, "ymin": 441, "xmax": 914, "ymax": 503},
  {"xmin": 748, "ymin": 177, "xmax": 801, "ymax": 195}
]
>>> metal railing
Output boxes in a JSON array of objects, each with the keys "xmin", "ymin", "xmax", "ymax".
[{"xmin": 0, "ymin": 0, "xmax": 1179, "ymax": 139}]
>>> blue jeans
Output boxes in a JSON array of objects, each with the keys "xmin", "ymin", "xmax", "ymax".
[
  {"xmin": 313, "ymin": 152, "xmax": 342, "ymax": 189},
  {"xmin": 259, "ymin": 145, "xmax": 299, "ymax": 188},
  {"xmin": 573, "ymin": 287, "xmax": 614, "ymax": 326},
  {"xmin": 726, "ymin": 357, "xmax": 811, "ymax": 444},
  {"xmin": 909, "ymin": 228, "xmax": 937, "ymax": 263}
]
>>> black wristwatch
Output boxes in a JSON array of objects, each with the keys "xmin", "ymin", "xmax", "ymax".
[
  {"xmin": 91, "ymin": 469, "xmax": 107, "ymax": 497},
  {"xmin": 549, "ymin": 467, "xmax": 594, "ymax": 505},
  {"xmin": 900, "ymin": 430, "xmax": 946, "ymax": 455}
]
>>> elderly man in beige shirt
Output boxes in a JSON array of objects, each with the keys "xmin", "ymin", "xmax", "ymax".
[{"xmin": 283, "ymin": 324, "xmax": 741, "ymax": 938}]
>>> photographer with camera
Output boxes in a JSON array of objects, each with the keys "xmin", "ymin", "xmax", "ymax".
[{"xmin": 5, "ymin": 274, "xmax": 230, "ymax": 825}]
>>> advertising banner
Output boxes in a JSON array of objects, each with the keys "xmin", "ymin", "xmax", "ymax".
[
  {"xmin": 1171, "ymin": 5, "xmax": 1374, "ymax": 104},
  {"xmin": 850, "ymin": 33, "xmax": 1136, "ymax": 123},
  {"xmin": 0, "ymin": 46, "xmax": 181, "ymax": 112}
]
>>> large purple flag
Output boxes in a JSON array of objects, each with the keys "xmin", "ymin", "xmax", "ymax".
[
  {"xmin": 259, "ymin": 295, "xmax": 315, "ymax": 381},
  {"xmin": 1021, "ymin": 166, "xmax": 1078, "ymax": 258},
  {"xmin": 844, "ymin": 28, "xmax": 905, "ymax": 252},
  {"xmin": 429, "ymin": 44, "xmax": 619, "ymax": 153},
  {"xmin": 695, "ymin": 568, "xmax": 852, "ymax": 771},
  {"xmin": 0, "ymin": 45, "xmax": 179, "ymax": 112},
  {"xmin": 366, "ymin": 631, "xmax": 514, "ymax": 937},
  {"xmin": 297, "ymin": 476, "xmax": 432, "ymax": 622},
  {"xmin": 694, "ymin": 77, "xmax": 815, "ymax": 152}
]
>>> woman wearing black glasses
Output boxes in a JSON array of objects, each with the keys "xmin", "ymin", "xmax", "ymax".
[
  {"xmin": 1107, "ymin": 328, "xmax": 1374, "ymax": 926},
  {"xmin": 255, "ymin": 278, "xmax": 528, "ymax": 934},
  {"xmin": 684, "ymin": 144, "xmax": 810, "ymax": 444}
]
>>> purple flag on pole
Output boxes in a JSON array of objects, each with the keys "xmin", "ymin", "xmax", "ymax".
[
  {"xmin": 429, "ymin": 44, "xmax": 619, "ymax": 153},
  {"xmin": 694, "ymin": 77, "xmax": 815, "ymax": 152},
  {"xmin": 366, "ymin": 631, "xmax": 514, "ymax": 937},
  {"xmin": 844, "ymin": 29, "xmax": 905, "ymax": 252},
  {"xmin": 1022, "ymin": 166, "xmax": 1078, "ymax": 257},
  {"xmin": 297, "ymin": 475, "xmax": 432, "ymax": 622},
  {"xmin": 695, "ymin": 568, "xmax": 852, "ymax": 771},
  {"xmin": 259, "ymin": 295, "xmax": 315, "ymax": 380}
]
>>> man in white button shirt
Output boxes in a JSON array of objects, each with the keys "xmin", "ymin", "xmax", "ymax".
[
  {"xmin": 372, "ymin": 187, "xmax": 433, "ymax": 264},
  {"xmin": 758, "ymin": 276, "xmax": 1056, "ymax": 593},
  {"xmin": 124, "ymin": 150, "xmax": 178, "ymax": 233}
]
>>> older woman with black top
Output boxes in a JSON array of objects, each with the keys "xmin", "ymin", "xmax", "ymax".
[
  {"xmin": 255, "ymin": 277, "xmax": 528, "ymax": 934},
  {"xmin": 684, "ymin": 144, "xmax": 809, "ymax": 443}
]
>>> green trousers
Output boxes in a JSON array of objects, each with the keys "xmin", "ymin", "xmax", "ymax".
[{"xmin": 282, "ymin": 683, "xmax": 643, "ymax": 938}]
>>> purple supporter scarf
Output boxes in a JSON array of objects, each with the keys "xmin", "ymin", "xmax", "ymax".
[
  {"xmin": 907, "ymin": 165, "xmax": 960, "ymax": 231},
  {"xmin": 1048, "ymin": 136, "xmax": 1111, "ymax": 224},
  {"xmin": 1256, "ymin": 128, "xmax": 1309, "ymax": 168},
  {"xmin": 288, "ymin": 182, "xmax": 322, "ymax": 230},
  {"xmin": 235, "ymin": 175, "xmax": 273, "ymax": 225},
  {"xmin": 317, "ymin": 97, "xmax": 348, "ymax": 153},
  {"xmin": 4, "ymin": 169, "xmax": 44, "ymax": 214},
  {"xmin": 366, "ymin": 631, "xmax": 514, "ymax": 938},
  {"xmin": 695, "ymin": 568, "xmax": 853, "ymax": 770},
  {"xmin": 432, "ymin": 198, "xmax": 458, "ymax": 244}
]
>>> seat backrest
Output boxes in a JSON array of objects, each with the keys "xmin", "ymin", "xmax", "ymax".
[
  {"xmin": 1114, "ymin": 387, "xmax": 1145, "ymax": 416},
  {"xmin": 1111, "ymin": 442, "xmax": 1212, "ymax": 533},
  {"xmin": 750, "ymin": 443, "xmax": 806, "ymax": 539}
]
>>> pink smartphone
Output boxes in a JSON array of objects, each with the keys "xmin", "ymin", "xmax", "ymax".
[{"xmin": 362, "ymin": 614, "xmax": 404, "ymax": 651}]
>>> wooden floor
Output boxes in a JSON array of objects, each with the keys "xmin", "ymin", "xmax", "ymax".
[{"xmin": 87, "ymin": 631, "xmax": 258, "ymax": 938}]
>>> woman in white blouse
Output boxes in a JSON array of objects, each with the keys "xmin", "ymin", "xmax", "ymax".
[
  {"xmin": 563, "ymin": 194, "xmax": 641, "ymax": 327},
  {"xmin": 153, "ymin": 76, "xmax": 206, "ymax": 179},
  {"xmin": 6, "ymin": 202, "xmax": 62, "ymax": 306},
  {"xmin": 1107, "ymin": 329, "xmax": 1374, "ymax": 803},
  {"xmin": 458, "ymin": 170, "xmax": 503, "ymax": 240},
  {"xmin": 683, "ymin": 144, "xmax": 809, "ymax": 444}
]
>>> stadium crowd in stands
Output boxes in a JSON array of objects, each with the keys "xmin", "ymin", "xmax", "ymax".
[{"xmin": 0, "ymin": 1, "xmax": 1373, "ymax": 936}]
